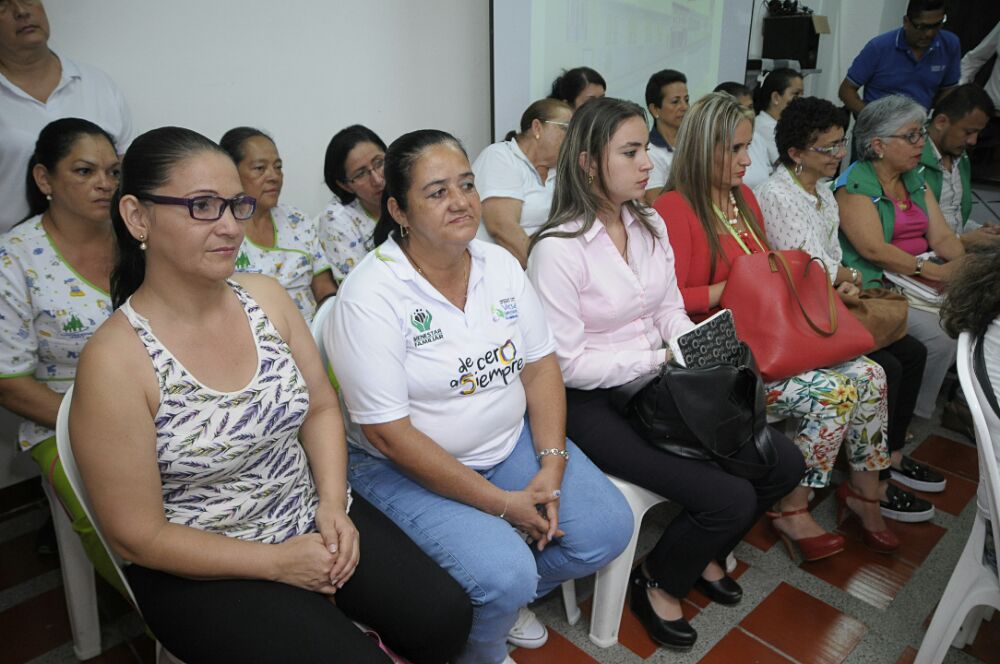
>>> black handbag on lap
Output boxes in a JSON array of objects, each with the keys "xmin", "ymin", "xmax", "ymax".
[{"xmin": 610, "ymin": 342, "xmax": 778, "ymax": 479}]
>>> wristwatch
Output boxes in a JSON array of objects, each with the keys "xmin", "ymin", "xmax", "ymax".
[{"xmin": 913, "ymin": 256, "xmax": 925, "ymax": 276}]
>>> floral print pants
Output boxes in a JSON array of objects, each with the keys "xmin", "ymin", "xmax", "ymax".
[{"xmin": 766, "ymin": 356, "xmax": 891, "ymax": 488}]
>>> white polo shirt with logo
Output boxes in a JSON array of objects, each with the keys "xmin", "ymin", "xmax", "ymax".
[{"xmin": 329, "ymin": 237, "xmax": 556, "ymax": 469}]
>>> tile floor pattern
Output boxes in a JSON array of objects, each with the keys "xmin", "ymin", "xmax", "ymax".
[{"xmin": 1, "ymin": 424, "xmax": 999, "ymax": 663}]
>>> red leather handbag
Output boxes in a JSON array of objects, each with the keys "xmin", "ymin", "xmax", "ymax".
[{"xmin": 720, "ymin": 250, "xmax": 876, "ymax": 383}]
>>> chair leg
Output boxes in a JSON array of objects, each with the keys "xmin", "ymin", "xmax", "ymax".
[
  {"xmin": 916, "ymin": 518, "xmax": 988, "ymax": 664},
  {"xmin": 43, "ymin": 482, "xmax": 101, "ymax": 660},
  {"xmin": 561, "ymin": 580, "xmax": 581, "ymax": 626},
  {"xmin": 588, "ymin": 509, "xmax": 644, "ymax": 648}
]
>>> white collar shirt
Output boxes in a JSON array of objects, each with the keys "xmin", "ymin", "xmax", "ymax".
[
  {"xmin": 473, "ymin": 138, "xmax": 555, "ymax": 241},
  {"xmin": 744, "ymin": 112, "xmax": 779, "ymax": 190},
  {"xmin": 0, "ymin": 53, "xmax": 134, "ymax": 233},
  {"xmin": 929, "ymin": 140, "xmax": 966, "ymax": 235},
  {"xmin": 527, "ymin": 207, "xmax": 694, "ymax": 390}
]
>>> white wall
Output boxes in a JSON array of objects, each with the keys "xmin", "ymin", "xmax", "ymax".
[
  {"xmin": 0, "ymin": 0, "xmax": 491, "ymax": 489},
  {"xmin": 45, "ymin": 0, "xmax": 492, "ymax": 218}
]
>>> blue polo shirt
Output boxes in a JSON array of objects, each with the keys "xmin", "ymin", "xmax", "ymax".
[{"xmin": 846, "ymin": 27, "xmax": 960, "ymax": 109}]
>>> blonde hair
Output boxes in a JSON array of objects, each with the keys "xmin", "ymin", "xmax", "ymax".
[{"xmin": 667, "ymin": 92, "xmax": 765, "ymax": 280}]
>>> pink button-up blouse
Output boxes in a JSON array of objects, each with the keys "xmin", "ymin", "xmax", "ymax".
[{"xmin": 527, "ymin": 207, "xmax": 695, "ymax": 390}]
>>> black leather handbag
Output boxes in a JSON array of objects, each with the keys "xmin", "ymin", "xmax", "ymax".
[{"xmin": 610, "ymin": 343, "xmax": 778, "ymax": 479}]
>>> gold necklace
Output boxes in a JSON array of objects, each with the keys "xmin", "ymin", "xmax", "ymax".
[{"xmin": 400, "ymin": 243, "xmax": 471, "ymax": 308}]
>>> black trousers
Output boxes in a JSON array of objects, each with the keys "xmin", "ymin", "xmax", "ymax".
[
  {"xmin": 565, "ymin": 387, "xmax": 804, "ymax": 598},
  {"xmin": 125, "ymin": 494, "xmax": 472, "ymax": 664},
  {"xmin": 868, "ymin": 334, "xmax": 927, "ymax": 480}
]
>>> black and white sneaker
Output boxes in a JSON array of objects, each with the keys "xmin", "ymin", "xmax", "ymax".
[
  {"xmin": 890, "ymin": 456, "xmax": 947, "ymax": 493},
  {"xmin": 880, "ymin": 484, "xmax": 935, "ymax": 523}
]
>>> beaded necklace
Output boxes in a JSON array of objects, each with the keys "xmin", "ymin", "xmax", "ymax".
[{"xmin": 711, "ymin": 191, "xmax": 765, "ymax": 255}]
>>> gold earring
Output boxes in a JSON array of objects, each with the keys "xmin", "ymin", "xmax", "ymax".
[
  {"xmin": 794, "ymin": 162, "xmax": 803, "ymax": 175},
  {"xmin": 587, "ymin": 174, "xmax": 594, "ymax": 185},
  {"xmin": 400, "ymin": 225, "xmax": 409, "ymax": 238},
  {"xmin": 138, "ymin": 234, "xmax": 147, "ymax": 251}
]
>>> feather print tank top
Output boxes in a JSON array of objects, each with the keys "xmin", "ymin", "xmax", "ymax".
[{"xmin": 121, "ymin": 280, "xmax": 318, "ymax": 543}]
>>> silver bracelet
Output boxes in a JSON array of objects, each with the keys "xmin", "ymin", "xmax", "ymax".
[{"xmin": 536, "ymin": 448, "xmax": 570, "ymax": 462}]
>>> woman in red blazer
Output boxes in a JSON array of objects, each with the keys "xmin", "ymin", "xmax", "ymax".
[{"xmin": 654, "ymin": 93, "xmax": 898, "ymax": 559}]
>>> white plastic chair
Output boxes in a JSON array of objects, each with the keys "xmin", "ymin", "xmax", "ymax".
[
  {"xmin": 56, "ymin": 386, "xmax": 183, "ymax": 664},
  {"xmin": 585, "ymin": 475, "xmax": 671, "ymax": 648},
  {"xmin": 916, "ymin": 333, "xmax": 1000, "ymax": 664},
  {"xmin": 310, "ymin": 295, "xmax": 336, "ymax": 374},
  {"xmin": 41, "ymin": 468, "xmax": 101, "ymax": 659}
]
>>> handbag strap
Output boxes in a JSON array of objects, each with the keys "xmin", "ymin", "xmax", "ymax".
[
  {"xmin": 974, "ymin": 333, "xmax": 1000, "ymax": 419},
  {"xmin": 768, "ymin": 252, "xmax": 838, "ymax": 337}
]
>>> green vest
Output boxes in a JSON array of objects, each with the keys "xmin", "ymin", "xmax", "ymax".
[
  {"xmin": 834, "ymin": 160, "xmax": 929, "ymax": 288},
  {"xmin": 919, "ymin": 139, "xmax": 972, "ymax": 230}
]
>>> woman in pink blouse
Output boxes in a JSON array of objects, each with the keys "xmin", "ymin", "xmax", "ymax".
[{"xmin": 527, "ymin": 97, "xmax": 804, "ymax": 651}]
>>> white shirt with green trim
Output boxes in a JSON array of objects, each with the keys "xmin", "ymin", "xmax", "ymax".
[
  {"xmin": 329, "ymin": 237, "xmax": 556, "ymax": 469},
  {"xmin": 0, "ymin": 216, "xmax": 114, "ymax": 450},
  {"xmin": 234, "ymin": 203, "xmax": 331, "ymax": 323}
]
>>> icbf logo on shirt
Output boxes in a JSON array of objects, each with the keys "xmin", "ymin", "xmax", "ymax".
[{"xmin": 410, "ymin": 308, "xmax": 444, "ymax": 347}]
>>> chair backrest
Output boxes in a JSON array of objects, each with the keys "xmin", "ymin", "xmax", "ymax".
[
  {"xmin": 311, "ymin": 295, "xmax": 336, "ymax": 372},
  {"xmin": 55, "ymin": 385, "xmax": 142, "ymax": 610},
  {"xmin": 956, "ymin": 331, "xmax": 1000, "ymax": 579}
]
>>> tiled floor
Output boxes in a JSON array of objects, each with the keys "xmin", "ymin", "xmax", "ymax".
[{"xmin": 1, "ymin": 417, "xmax": 999, "ymax": 663}]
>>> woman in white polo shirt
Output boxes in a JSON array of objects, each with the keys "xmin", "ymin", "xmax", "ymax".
[
  {"xmin": 329, "ymin": 129, "xmax": 632, "ymax": 664},
  {"xmin": 744, "ymin": 68, "xmax": 804, "ymax": 189},
  {"xmin": 473, "ymin": 99, "xmax": 572, "ymax": 267}
]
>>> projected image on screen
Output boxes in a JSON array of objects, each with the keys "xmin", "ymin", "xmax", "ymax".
[{"xmin": 492, "ymin": 0, "xmax": 754, "ymax": 139}]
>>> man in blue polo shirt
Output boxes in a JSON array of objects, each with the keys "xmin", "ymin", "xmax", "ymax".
[{"xmin": 839, "ymin": 0, "xmax": 960, "ymax": 114}]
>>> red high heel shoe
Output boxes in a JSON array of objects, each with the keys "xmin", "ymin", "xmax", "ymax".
[
  {"xmin": 766, "ymin": 508, "xmax": 845, "ymax": 562},
  {"xmin": 836, "ymin": 483, "xmax": 900, "ymax": 553}
]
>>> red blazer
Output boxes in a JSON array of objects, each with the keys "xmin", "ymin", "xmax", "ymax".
[{"xmin": 654, "ymin": 184, "xmax": 767, "ymax": 321}]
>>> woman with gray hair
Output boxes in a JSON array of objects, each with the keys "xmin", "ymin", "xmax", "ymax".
[{"xmin": 836, "ymin": 94, "xmax": 965, "ymax": 421}]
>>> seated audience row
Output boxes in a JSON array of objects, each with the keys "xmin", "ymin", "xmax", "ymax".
[
  {"xmin": 526, "ymin": 98, "xmax": 804, "ymax": 649},
  {"xmin": 70, "ymin": 128, "xmax": 473, "ymax": 664}
]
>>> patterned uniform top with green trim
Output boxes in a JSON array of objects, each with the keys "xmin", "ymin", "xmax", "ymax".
[
  {"xmin": 120, "ymin": 280, "xmax": 345, "ymax": 542},
  {"xmin": 234, "ymin": 203, "xmax": 331, "ymax": 323},
  {"xmin": 0, "ymin": 215, "xmax": 113, "ymax": 450},
  {"xmin": 315, "ymin": 198, "xmax": 375, "ymax": 284}
]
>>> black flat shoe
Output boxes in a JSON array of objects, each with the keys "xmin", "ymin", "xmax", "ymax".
[
  {"xmin": 693, "ymin": 575, "xmax": 743, "ymax": 605},
  {"xmin": 628, "ymin": 567, "xmax": 697, "ymax": 650}
]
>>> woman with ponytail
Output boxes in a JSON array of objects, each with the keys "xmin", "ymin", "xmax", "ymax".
[
  {"xmin": 472, "ymin": 98, "xmax": 572, "ymax": 266},
  {"xmin": 72, "ymin": 127, "xmax": 471, "ymax": 663},
  {"xmin": 743, "ymin": 68, "xmax": 804, "ymax": 189},
  {"xmin": 0, "ymin": 117, "xmax": 122, "ymax": 584}
]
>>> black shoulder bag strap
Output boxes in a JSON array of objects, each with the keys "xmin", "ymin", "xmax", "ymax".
[{"xmin": 973, "ymin": 333, "xmax": 1000, "ymax": 419}]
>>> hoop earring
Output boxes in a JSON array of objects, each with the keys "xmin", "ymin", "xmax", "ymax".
[
  {"xmin": 400, "ymin": 225, "xmax": 409, "ymax": 238},
  {"xmin": 794, "ymin": 162, "xmax": 803, "ymax": 176},
  {"xmin": 138, "ymin": 234, "xmax": 147, "ymax": 251}
]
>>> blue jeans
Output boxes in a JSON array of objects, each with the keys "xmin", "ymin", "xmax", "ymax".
[{"xmin": 348, "ymin": 420, "xmax": 633, "ymax": 664}]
